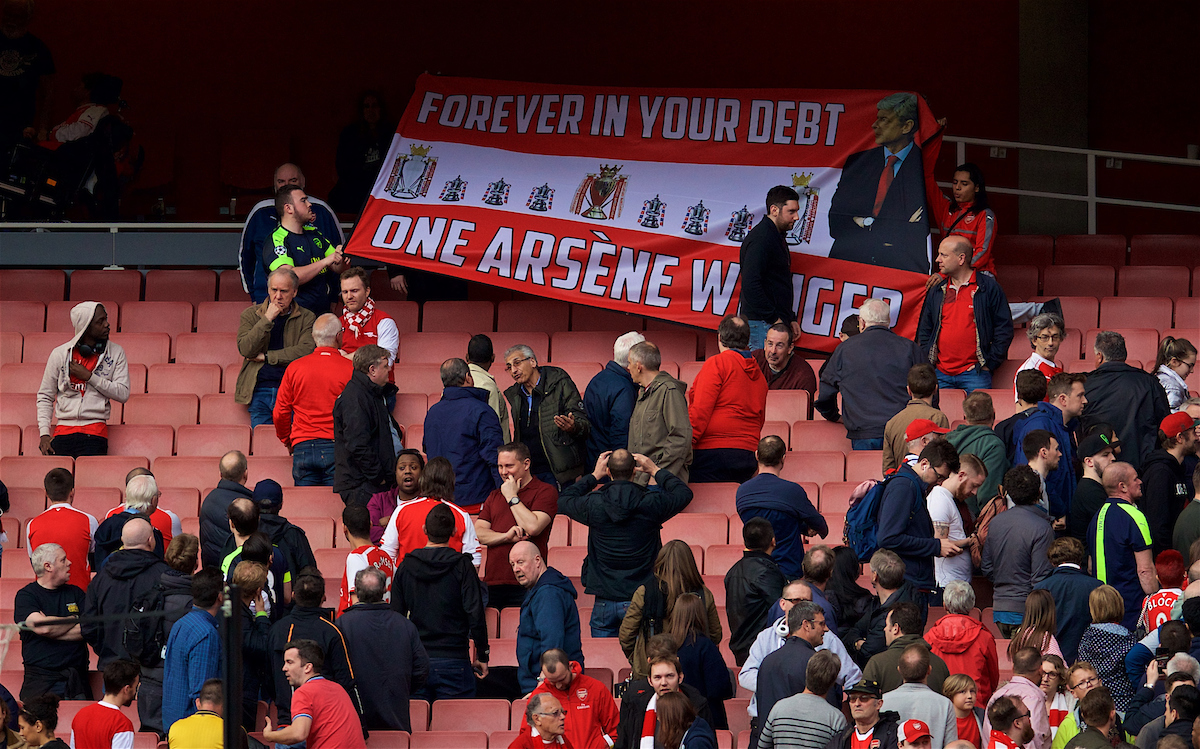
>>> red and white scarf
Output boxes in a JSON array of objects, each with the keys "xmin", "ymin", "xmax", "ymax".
[
  {"xmin": 640, "ymin": 693, "xmax": 657, "ymax": 749},
  {"xmin": 343, "ymin": 297, "xmax": 377, "ymax": 337}
]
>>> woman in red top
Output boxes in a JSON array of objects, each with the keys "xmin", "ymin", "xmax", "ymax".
[
  {"xmin": 944, "ymin": 674, "xmax": 984, "ymax": 749},
  {"xmin": 930, "ymin": 163, "xmax": 996, "ymax": 275}
]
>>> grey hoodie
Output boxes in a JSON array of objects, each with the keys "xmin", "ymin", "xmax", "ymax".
[{"xmin": 37, "ymin": 301, "xmax": 129, "ymax": 435}]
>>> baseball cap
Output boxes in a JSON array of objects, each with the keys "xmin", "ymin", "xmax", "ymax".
[
  {"xmin": 846, "ymin": 679, "xmax": 882, "ymax": 699},
  {"xmin": 1161, "ymin": 412, "xmax": 1199, "ymax": 440},
  {"xmin": 905, "ymin": 419, "xmax": 949, "ymax": 442},
  {"xmin": 900, "ymin": 719, "xmax": 932, "ymax": 744},
  {"xmin": 253, "ymin": 479, "xmax": 284, "ymax": 510},
  {"xmin": 1078, "ymin": 431, "xmax": 1116, "ymax": 459}
]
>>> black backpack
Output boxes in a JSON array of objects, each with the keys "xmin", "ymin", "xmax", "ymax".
[{"xmin": 123, "ymin": 582, "xmax": 169, "ymax": 668}]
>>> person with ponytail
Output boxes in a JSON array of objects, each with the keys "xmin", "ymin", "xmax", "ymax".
[
  {"xmin": 1155, "ymin": 337, "xmax": 1197, "ymax": 411},
  {"xmin": 654, "ymin": 691, "xmax": 717, "ymax": 749},
  {"xmin": 17, "ymin": 694, "xmax": 67, "ymax": 748}
]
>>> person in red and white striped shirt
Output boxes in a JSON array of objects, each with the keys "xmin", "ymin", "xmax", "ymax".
[
  {"xmin": 70, "ymin": 659, "xmax": 139, "ymax": 749},
  {"xmin": 1015, "ymin": 314, "xmax": 1067, "ymax": 397},
  {"xmin": 380, "ymin": 457, "xmax": 480, "ymax": 567},
  {"xmin": 337, "ymin": 505, "xmax": 396, "ymax": 616},
  {"xmin": 26, "ymin": 468, "xmax": 97, "ymax": 587}
]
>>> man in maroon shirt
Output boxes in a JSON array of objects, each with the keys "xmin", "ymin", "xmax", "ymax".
[{"xmin": 752, "ymin": 323, "xmax": 817, "ymax": 395}]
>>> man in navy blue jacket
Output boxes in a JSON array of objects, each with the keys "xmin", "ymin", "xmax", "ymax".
[
  {"xmin": 1032, "ymin": 537, "xmax": 1103, "ymax": 664},
  {"xmin": 583, "ymin": 332, "xmax": 644, "ymax": 466},
  {"xmin": 1014, "ymin": 373, "xmax": 1088, "ymax": 529},
  {"xmin": 511, "ymin": 541, "xmax": 583, "ymax": 694},
  {"xmin": 423, "ymin": 358, "xmax": 503, "ymax": 512},
  {"xmin": 736, "ymin": 435, "xmax": 828, "ymax": 579}
]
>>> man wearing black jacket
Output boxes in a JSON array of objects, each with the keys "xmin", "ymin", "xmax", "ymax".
[
  {"xmin": 725, "ymin": 518, "xmax": 787, "ymax": 666},
  {"xmin": 738, "ymin": 185, "xmax": 801, "ymax": 351},
  {"xmin": 333, "ymin": 344, "xmax": 399, "ymax": 506},
  {"xmin": 751, "ymin": 601, "xmax": 838, "ymax": 749},
  {"xmin": 825, "ymin": 679, "xmax": 900, "ymax": 749},
  {"xmin": 248, "ymin": 478, "xmax": 317, "ymax": 582},
  {"xmin": 1081, "ymin": 331, "xmax": 1171, "ymax": 472},
  {"xmin": 1142, "ymin": 412, "xmax": 1198, "ymax": 554},
  {"xmin": 198, "ymin": 450, "xmax": 253, "ymax": 568},
  {"xmin": 841, "ymin": 549, "xmax": 920, "ymax": 667},
  {"xmin": 391, "ymin": 502, "xmax": 489, "ymax": 700}
]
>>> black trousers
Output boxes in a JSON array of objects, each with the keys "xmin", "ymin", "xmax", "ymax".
[
  {"xmin": 689, "ymin": 448, "xmax": 757, "ymax": 483},
  {"xmin": 50, "ymin": 433, "xmax": 108, "ymax": 458}
]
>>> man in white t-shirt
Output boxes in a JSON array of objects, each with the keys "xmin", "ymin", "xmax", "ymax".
[{"xmin": 928, "ymin": 453, "xmax": 987, "ymax": 587}]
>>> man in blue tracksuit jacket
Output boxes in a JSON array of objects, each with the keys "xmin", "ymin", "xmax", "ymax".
[
  {"xmin": 1013, "ymin": 400, "xmax": 1078, "ymax": 526},
  {"xmin": 422, "ymin": 358, "xmax": 504, "ymax": 510},
  {"xmin": 511, "ymin": 541, "xmax": 584, "ymax": 693}
]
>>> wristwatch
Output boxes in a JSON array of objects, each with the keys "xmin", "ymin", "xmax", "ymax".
[{"xmin": 507, "ymin": 496, "xmax": 520, "ymax": 507}]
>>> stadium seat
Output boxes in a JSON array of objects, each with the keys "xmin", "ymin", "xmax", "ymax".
[
  {"xmin": 148, "ymin": 363, "xmax": 222, "ymax": 395},
  {"xmin": 69, "ymin": 269, "xmax": 143, "ymax": 302},
  {"xmin": 196, "ymin": 301, "xmax": 248, "ymax": 333},
  {"xmin": 994, "ymin": 235, "xmax": 1053, "ymax": 269},
  {"xmin": 118, "ymin": 302, "xmax": 194, "ymax": 340},
  {"xmin": 1053, "ymin": 234, "xmax": 1127, "ymax": 269},
  {"xmin": 569, "ymin": 304, "xmax": 645, "ymax": 332},
  {"xmin": 820, "ymin": 481, "xmax": 863, "ymax": 515},
  {"xmin": 392, "ymin": 393, "xmax": 429, "ymax": 430},
  {"xmin": 199, "ymin": 394, "xmax": 250, "ymax": 425},
  {"xmin": 553, "ymin": 362, "xmax": 603, "ymax": 395},
  {"xmin": 6, "ymin": 487, "xmax": 46, "ymax": 518},
  {"xmin": 486, "ymin": 332, "xmax": 550, "ymax": 365},
  {"xmin": 547, "ymin": 546, "xmax": 587, "ymax": 576},
  {"xmin": 217, "ymin": 269, "xmax": 251, "ymax": 302},
  {"xmin": 938, "ymin": 389, "xmax": 966, "ymax": 423},
  {"xmin": 175, "ymin": 333, "xmax": 242, "ymax": 368},
  {"xmin": 176, "ymin": 424, "xmax": 251, "ymax": 457},
  {"xmin": 107, "ymin": 333, "xmax": 172, "ymax": 366},
  {"xmin": 554, "ymin": 330, "xmax": 697, "ymax": 365},
  {"xmin": 789, "ymin": 422, "xmax": 853, "ymax": 453},
  {"xmin": 250, "ymin": 424, "xmax": 290, "ymax": 456},
  {"xmin": 144, "ymin": 269, "xmax": 217, "ymax": 306},
  {"xmin": 0, "ymin": 269, "xmax": 65, "ymax": 302},
  {"xmin": 580, "ymin": 637, "xmax": 631, "ymax": 674},
  {"xmin": 548, "ymin": 515, "xmax": 568, "ymax": 547},
  {"xmin": 17, "ymin": 332, "xmax": 64, "ymax": 364},
  {"xmin": 364, "ymin": 731, "xmax": 410, "ymax": 749},
  {"xmin": 685, "ymin": 483, "xmax": 738, "ymax": 514},
  {"xmin": 1042, "ymin": 266, "xmax": 1115, "ymax": 298},
  {"xmin": 247, "ymin": 456, "xmax": 296, "ymax": 486},
  {"xmin": 1129, "ymin": 234, "xmax": 1200, "ymax": 267},
  {"xmin": 845, "ymin": 451, "xmax": 883, "ymax": 482},
  {"xmin": 493, "ymin": 731, "xmax": 521, "ymax": 749},
  {"xmin": 282, "ymin": 487, "xmax": 341, "ymax": 517},
  {"xmin": 74, "ymin": 456, "xmax": 149, "ymax": 489},
  {"xmin": 44, "ymin": 300, "xmax": 120, "ymax": 333},
  {"xmin": 499, "ymin": 607, "xmax": 520, "ymax": 639},
  {"xmin": 404, "ymin": 424, "xmax": 423, "ymax": 449},
  {"xmin": 994, "ymin": 265, "xmax": 1039, "ymax": 300},
  {"xmin": 779, "ymin": 450, "xmax": 846, "ymax": 485},
  {"xmin": 393, "ymin": 364, "xmax": 445, "ymax": 398},
  {"xmin": 765, "ymin": 390, "xmax": 811, "ymax": 423},
  {"xmin": 126, "ymin": 363, "xmax": 147, "ymax": 394},
  {"xmin": 429, "ymin": 698, "xmax": 510, "ymax": 732},
  {"xmin": 73, "ymin": 486, "xmax": 125, "ymax": 518},
  {"xmin": 374, "ymin": 301, "xmax": 420, "ymax": 335},
  {"xmin": 290, "ymin": 517, "xmax": 334, "ymax": 548},
  {"xmin": 571, "ymin": 522, "xmax": 589, "ymax": 546},
  {"xmin": 0, "ymin": 363, "xmax": 45, "ymax": 394},
  {"xmin": 158, "ymin": 487, "xmax": 201, "ymax": 518},
  {"xmin": 223, "ymin": 363, "xmax": 241, "ymax": 393},
  {"xmin": 662, "ymin": 513, "xmax": 729, "ymax": 546},
  {"xmin": 421, "ymin": 300, "xmax": 495, "ymax": 333},
  {"xmin": 1099, "ymin": 297, "xmax": 1173, "ymax": 331},
  {"xmin": 0, "ymin": 301, "xmax": 45, "ymax": 332},
  {"xmin": 368, "ymin": 269, "xmax": 404, "ymax": 302},
  {"xmin": 124, "ymin": 393, "xmax": 199, "ymax": 428},
  {"xmin": 152, "ymin": 456, "xmax": 219, "ymax": 490},
  {"xmin": 497, "ymin": 300, "xmax": 571, "ymax": 333},
  {"xmin": 0, "ymin": 456, "xmax": 72, "ymax": 488},
  {"xmin": 398, "ymin": 332, "xmax": 471, "ymax": 364},
  {"xmin": 704, "ymin": 545, "xmax": 744, "ymax": 576},
  {"xmin": 992, "ymin": 360, "xmax": 1023, "ymax": 391},
  {"xmin": 1085, "ymin": 328, "xmax": 1160, "ymax": 364},
  {"xmin": 0, "ymin": 332, "xmax": 20, "ymax": 365},
  {"xmin": 410, "ymin": 699, "xmax": 430, "ymax": 731},
  {"xmin": 1118, "ymin": 266, "xmax": 1190, "ymax": 299},
  {"xmin": 1175, "ymin": 299, "xmax": 1200, "ymax": 328},
  {"xmin": 678, "ymin": 361, "xmax": 704, "ymax": 386},
  {"xmin": 0, "ymin": 425, "xmax": 19, "ymax": 457},
  {"xmin": 409, "ymin": 732, "xmax": 487, "ymax": 749},
  {"xmin": 977, "ymin": 390, "xmax": 1017, "ymax": 420},
  {"xmin": 314, "ymin": 547, "xmax": 346, "ymax": 578},
  {"xmin": 0, "ymin": 393, "xmax": 36, "ymax": 430}
]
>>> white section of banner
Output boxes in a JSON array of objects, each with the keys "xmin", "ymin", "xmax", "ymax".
[{"xmin": 370, "ymin": 136, "xmax": 843, "ymax": 258}]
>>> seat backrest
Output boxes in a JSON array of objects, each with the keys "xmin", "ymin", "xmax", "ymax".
[
  {"xmin": 119, "ymin": 301, "xmax": 196, "ymax": 336},
  {"xmin": 74, "ymin": 455, "xmax": 150, "ymax": 489},
  {"xmin": 69, "ymin": 269, "xmax": 143, "ymax": 302},
  {"xmin": 0, "ymin": 269, "xmax": 65, "ymax": 302},
  {"xmin": 144, "ymin": 269, "xmax": 218, "ymax": 305},
  {"xmin": 421, "ymin": 301, "xmax": 496, "ymax": 333},
  {"xmin": 123, "ymin": 393, "xmax": 200, "ymax": 428},
  {"xmin": 1053, "ymin": 234, "xmax": 1127, "ymax": 269},
  {"xmin": 0, "ymin": 301, "xmax": 46, "ymax": 332}
]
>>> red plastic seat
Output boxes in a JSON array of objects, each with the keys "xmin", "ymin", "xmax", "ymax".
[
  {"xmin": 157, "ymin": 486, "xmax": 200, "ymax": 518},
  {"xmin": 704, "ymin": 545, "xmax": 744, "ymax": 576},
  {"xmin": 580, "ymin": 636, "xmax": 632, "ymax": 674},
  {"xmin": 392, "ymin": 393, "xmax": 429, "ymax": 430},
  {"xmin": 69, "ymin": 269, "xmax": 143, "ymax": 303},
  {"xmin": 144, "ymin": 270, "xmax": 217, "ymax": 306},
  {"xmin": 789, "ymin": 422, "xmax": 853, "ymax": 453},
  {"xmin": 119, "ymin": 302, "xmax": 194, "ymax": 341},
  {"xmin": 314, "ymin": 547, "xmax": 346, "ymax": 579},
  {"xmin": 1042, "ymin": 266, "xmax": 1115, "ymax": 298},
  {"xmin": 291, "ymin": 516, "xmax": 333, "ymax": 547},
  {"xmin": 152, "ymin": 456, "xmax": 219, "ymax": 491},
  {"xmin": 217, "ymin": 269, "xmax": 251, "ymax": 302},
  {"xmin": 1118, "ymin": 267, "xmax": 1190, "ymax": 299},
  {"xmin": 1099, "ymin": 298, "xmax": 1173, "ymax": 331},
  {"xmin": 196, "ymin": 301, "xmax": 248, "ymax": 333},
  {"xmin": 992, "ymin": 360, "xmax": 1024, "ymax": 392},
  {"xmin": 0, "ymin": 456, "xmax": 73, "ymax": 488},
  {"xmin": 247, "ymin": 456, "xmax": 295, "ymax": 486},
  {"xmin": 568, "ymin": 304, "xmax": 644, "ymax": 333},
  {"xmin": 409, "ymin": 732, "xmax": 487, "ymax": 749},
  {"xmin": 491, "ymin": 731, "xmax": 520, "ymax": 749},
  {"xmin": 1032, "ymin": 297, "xmax": 1099, "ymax": 331},
  {"xmin": 0, "ymin": 333, "xmax": 21, "ymax": 365},
  {"xmin": 43, "ymin": 300, "xmax": 120, "ymax": 333},
  {"xmin": 124, "ymin": 393, "xmax": 199, "ymax": 428},
  {"xmin": 1054, "ymin": 235, "xmax": 1127, "ymax": 269},
  {"xmin": 1085, "ymin": 328, "xmax": 1160, "ymax": 364},
  {"xmin": 976, "ymin": 390, "xmax": 1017, "ymax": 421},
  {"xmin": 148, "ymin": 363, "xmax": 222, "ymax": 395},
  {"xmin": 74, "ymin": 456, "xmax": 150, "ymax": 489},
  {"xmin": 176, "ymin": 424, "xmax": 250, "ymax": 457},
  {"xmin": 1129, "ymin": 235, "xmax": 1200, "ymax": 267},
  {"xmin": 199, "ymin": 394, "xmax": 250, "ymax": 425},
  {"xmin": 555, "ymin": 362, "xmax": 603, "ymax": 395},
  {"xmin": 6, "ymin": 487, "xmax": 46, "ymax": 518},
  {"xmin": 0, "ymin": 363, "xmax": 45, "ymax": 394},
  {"xmin": 429, "ymin": 698, "xmax": 511, "ymax": 732},
  {"xmin": 393, "ymin": 364, "xmax": 445, "ymax": 398},
  {"xmin": 497, "ymin": 300, "xmax": 571, "ymax": 333},
  {"xmin": 250, "ymin": 424, "xmax": 290, "ymax": 456},
  {"xmin": 845, "ymin": 451, "xmax": 883, "ymax": 482},
  {"xmin": 0, "ymin": 425, "xmax": 19, "ymax": 457},
  {"xmin": 0, "ymin": 269, "xmax": 65, "ymax": 301},
  {"xmin": 662, "ymin": 513, "xmax": 729, "ymax": 546},
  {"xmin": 0, "ymin": 301, "xmax": 45, "ymax": 332},
  {"xmin": 994, "ymin": 235, "xmax": 1053, "ymax": 269},
  {"xmin": 398, "ymin": 332, "xmax": 471, "ymax": 364},
  {"xmin": 486, "ymin": 332, "xmax": 550, "ymax": 367},
  {"xmin": 20, "ymin": 332, "xmax": 68, "ymax": 364},
  {"xmin": 0, "ymin": 393, "xmax": 37, "ymax": 430},
  {"xmin": 124, "ymin": 363, "xmax": 146, "ymax": 394},
  {"xmin": 937, "ymin": 389, "xmax": 965, "ymax": 423},
  {"xmin": 765, "ymin": 390, "xmax": 811, "ymax": 423},
  {"xmin": 282, "ymin": 487, "xmax": 341, "ymax": 517},
  {"xmin": 1175, "ymin": 299, "xmax": 1200, "ymax": 328},
  {"xmin": 780, "ymin": 450, "xmax": 846, "ymax": 485},
  {"xmin": 107, "ymin": 333, "xmax": 171, "ymax": 366},
  {"xmin": 373, "ymin": 301, "xmax": 420, "ymax": 335},
  {"xmin": 683, "ymin": 484, "xmax": 738, "ymax": 515},
  {"xmin": 421, "ymin": 301, "xmax": 495, "ymax": 333},
  {"xmin": 410, "ymin": 699, "xmax": 430, "ymax": 732},
  {"xmin": 223, "ymin": 363, "xmax": 242, "ymax": 393},
  {"xmin": 546, "ymin": 545, "xmax": 588, "ymax": 576},
  {"xmin": 175, "ymin": 333, "xmax": 242, "ymax": 368},
  {"xmin": 994, "ymin": 265, "xmax": 1040, "ymax": 300},
  {"xmin": 761, "ymin": 420, "xmax": 790, "ymax": 446},
  {"xmin": 678, "ymin": 361, "xmax": 704, "ymax": 387}
]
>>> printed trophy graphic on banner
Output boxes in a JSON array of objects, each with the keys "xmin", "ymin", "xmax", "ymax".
[
  {"xmin": 786, "ymin": 172, "xmax": 821, "ymax": 245},
  {"xmin": 386, "ymin": 144, "xmax": 438, "ymax": 199},
  {"xmin": 726, "ymin": 206, "xmax": 754, "ymax": 242},
  {"xmin": 483, "ymin": 177, "xmax": 511, "ymax": 206},
  {"xmin": 682, "ymin": 200, "xmax": 710, "ymax": 236},
  {"xmin": 570, "ymin": 164, "xmax": 627, "ymax": 220},
  {"xmin": 439, "ymin": 175, "xmax": 467, "ymax": 202},
  {"xmin": 526, "ymin": 183, "xmax": 554, "ymax": 212},
  {"xmin": 639, "ymin": 194, "xmax": 667, "ymax": 229}
]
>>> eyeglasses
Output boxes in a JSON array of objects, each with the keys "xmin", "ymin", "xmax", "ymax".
[
  {"xmin": 1034, "ymin": 333, "xmax": 1063, "ymax": 342},
  {"xmin": 1015, "ymin": 711, "xmax": 1031, "ymax": 720},
  {"xmin": 536, "ymin": 709, "xmax": 567, "ymax": 718},
  {"xmin": 781, "ymin": 597, "xmax": 806, "ymax": 605},
  {"xmin": 933, "ymin": 468, "xmax": 952, "ymax": 484},
  {"xmin": 1069, "ymin": 675, "xmax": 1099, "ymax": 690},
  {"xmin": 504, "ymin": 357, "xmax": 531, "ymax": 372}
]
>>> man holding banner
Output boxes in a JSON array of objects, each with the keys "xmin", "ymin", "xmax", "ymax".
[{"xmin": 739, "ymin": 185, "xmax": 803, "ymax": 351}]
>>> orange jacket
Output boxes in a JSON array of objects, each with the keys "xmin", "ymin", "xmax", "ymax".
[
  {"xmin": 687, "ymin": 349, "xmax": 767, "ymax": 451},
  {"xmin": 526, "ymin": 662, "xmax": 618, "ymax": 749}
]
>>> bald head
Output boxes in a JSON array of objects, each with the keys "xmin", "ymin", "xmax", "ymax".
[
  {"xmin": 219, "ymin": 450, "xmax": 248, "ymax": 484},
  {"xmin": 274, "ymin": 163, "xmax": 304, "ymax": 190},
  {"xmin": 509, "ymin": 540, "xmax": 546, "ymax": 588},
  {"xmin": 608, "ymin": 448, "xmax": 635, "ymax": 481},
  {"xmin": 122, "ymin": 518, "xmax": 155, "ymax": 552},
  {"xmin": 1102, "ymin": 462, "xmax": 1141, "ymax": 501},
  {"xmin": 312, "ymin": 314, "xmax": 343, "ymax": 347},
  {"xmin": 946, "ymin": 741, "xmax": 977, "ymax": 749}
]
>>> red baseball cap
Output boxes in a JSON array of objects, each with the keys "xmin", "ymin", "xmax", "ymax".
[
  {"xmin": 1161, "ymin": 412, "xmax": 1199, "ymax": 440},
  {"xmin": 900, "ymin": 719, "xmax": 932, "ymax": 744},
  {"xmin": 905, "ymin": 419, "xmax": 949, "ymax": 442}
]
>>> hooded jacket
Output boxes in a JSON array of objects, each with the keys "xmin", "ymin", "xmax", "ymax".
[
  {"xmin": 390, "ymin": 546, "xmax": 489, "ymax": 663},
  {"xmin": 505, "ymin": 365, "xmax": 592, "ymax": 484},
  {"xmin": 1140, "ymin": 448, "xmax": 1190, "ymax": 555},
  {"xmin": 337, "ymin": 601, "xmax": 429, "ymax": 732},
  {"xmin": 268, "ymin": 605, "xmax": 360, "ymax": 725},
  {"xmin": 917, "ymin": 270, "xmax": 1014, "ymax": 373},
  {"xmin": 333, "ymin": 369, "xmax": 400, "ymax": 495},
  {"xmin": 1033, "ymin": 564, "xmax": 1103, "ymax": 664},
  {"xmin": 945, "ymin": 423, "xmax": 1008, "ymax": 513},
  {"xmin": 36, "ymin": 301, "xmax": 130, "ymax": 435},
  {"xmin": 517, "ymin": 566, "xmax": 584, "ymax": 692},
  {"xmin": 1013, "ymin": 400, "xmax": 1077, "ymax": 520},
  {"xmin": 557, "ymin": 470, "xmax": 693, "ymax": 602},
  {"xmin": 1081, "ymin": 361, "xmax": 1171, "ymax": 472},
  {"xmin": 584, "ymin": 360, "xmax": 640, "ymax": 466},
  {"xmin": 218, "ymin": 511, "xmax": 317, "ymax": 584},
  {"xmin": 627, "ymin": 370, "xmax": 692, "ymax": 484},
  {"xmin": 925, "ymin": 613, "xmax": 1000, "ymax": 703},
  {"xmin": 82, "ymin": 548, "xmax": 171, "ymax": 667},
  {"xmin": 724, "ymin": 550, "xmax": 788, "ymax": 665},
  {"xmin": 528, "ymin": 660, "xmax": 619, "ymax": 749},
  {"xmin": 422, "ymin": 386, "xmax": 504, "ymax": 508},
  {"xmin": 842, "ymin": 580, "xmax": 921, "ymax": 666},
  {"xmin": 687, "ymin": 349, "xmax": 768, "ymax": 452}
]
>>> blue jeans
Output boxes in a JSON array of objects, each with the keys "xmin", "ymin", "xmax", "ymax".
[
  {"xmin": 851, "ymin": 438, "xmax": 884, "ymax": 450},
  {"xmin": 248, "ymin": 385, "xmax": 278, "ymax": 428},
  {"xmin": 936, "ymin": 367, "xmax": 992, "ymax": 395},
  {"xmin": 747, "ymin": 319, "xmax": 771, "ymax": 351},
  {"xmin": 415, "ymin": 658, "xmax": 476, "ymax": 702},
  {"xmin": 292, "ymin": 439, "xmax": 335, "ymax": 486},
  {"xmin": 590, "ymin": 598, "xmax": 632, "ymax": 638}
]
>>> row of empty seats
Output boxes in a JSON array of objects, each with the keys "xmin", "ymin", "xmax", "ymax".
[
  {"xmin": 996, "ymin": 264, "xmax": 1200, "ymax": 300},
  {"xmin": 994, "ymin": 233, "xmax": 1200, "ymax": 270}
]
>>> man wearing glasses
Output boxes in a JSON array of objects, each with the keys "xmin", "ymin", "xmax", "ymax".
[
  {"xmin": 824, "ymin": 679, "xmax": 901, "ymax": 749},
  {"xmin": 1015, "ymin": 313, "xmax": 1067, "ymax": 389},
  {"xmin": 984, "ymin": 648, "xmax": 1049, "ymax": 749},
  {"xmin": 501, "ymin": 344, "xmax": 591, "ymax": 489},
  {"xmin": 512, "ymin": 693, "xmax": 574, "ymax": 749},
  {"xmin": 985, "ymin": 695, "xmax": 1036, "ymax": 749}
]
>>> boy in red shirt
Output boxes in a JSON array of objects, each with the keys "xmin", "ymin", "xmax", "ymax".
[
  {"xmin": 70, "ymin": 659, "xmax": 138, "ymax": 749},
  {"xmin": 337, "ymin": 504, "xmax": 396, "ymax": 616}
]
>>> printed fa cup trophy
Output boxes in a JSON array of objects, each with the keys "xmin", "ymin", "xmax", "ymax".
[
  {"xmin": 570, "ymin": 164, "xmax": 627, "ymax": 220},
  {"xmin": 385, "ymin": 144, "xmax": 437, "ymax": 199},
  {"xmin": 483, "ymin": 177, "xmax": 511, "ymax": 206},
  {"xmin": 682, "ymin": 200, "xmax": 710, "ymax": 236},
  {"xmin": 527, "ymin": 183, "xmax": 554, "ymax": 212},
  {"xmin": 639, "ymin": 194, "xmax": 667, "ymax": 228},
  {"xmin": 726, "ymin": 205, "xmax": 754, "ymax": 242},
  {"xmin": 785, "ymin": 172, "xmax": 821, "ymax": 245},
  {"xmin": 439, "ymin": 175, "xmax": 467, "ymax": 202}
]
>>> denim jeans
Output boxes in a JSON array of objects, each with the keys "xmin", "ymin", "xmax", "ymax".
[
  {"xmin": 590, "ymin": 598, "xmax": 632, "ymax": 638},
  {"xmin": 747, "ymin": 319, "xmax": 771, "ymax": 351},
  {"xmin": 851, "ymin": 438, "xmax": 884, "ymax": 450},
  {"xmin": 415, "ymin": 658, "xmax": 476, "ymax": 702},
  {"xmin": 292, "ymin": 438, "xmax": 336, "ymax": 487},
  {"xmin": 936, "ymin": 367, "xmax": 992, "ymax": 395},
  {"xmin": 248, "ymin": 385, "xmax": 279, "ymax": 428}
]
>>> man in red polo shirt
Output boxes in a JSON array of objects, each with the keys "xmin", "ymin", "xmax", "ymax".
[
  {"xmin": 263, "ymin": 639, "xmax": 366, "ymax": 749},
  {"xmin": 273, "ymin": 313, "xmax": 354, "ymax": 486},
  {"xmin": 917, "ymin": 236, "xmax": 1013, "ymax": 396}
]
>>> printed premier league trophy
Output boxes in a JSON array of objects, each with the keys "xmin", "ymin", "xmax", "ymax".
[
  {"xmin": 385, "ymin": 144, "xmax": 437, "ymax": 199},
  {"xmin": 483, "ymin": 177, "xmax": 511, "ymax": 206},
  {"xmin": 726, "ymin": 205, "xmax": 754, "ymax": 242},
  {"xmin": 527, "ymin": 183, "xmax": 554, "ymax": 212},
  {"xmin": 785, "ymin": 172, "xmax": 821, "ymax": 245},
  {"xmin": 439, "ymin": 175, "xmax": 467, "ymax": 202},
  {"xmin": 681, "ymin": 200, "xmax": 710, "ymax": 236},
  {"xmin": 638, "ymin": 194, "xmax": 667, "ymax": 228},
  {"xmin": 570, "ymin": 164, "xmax": 627, "ymax": 220}
]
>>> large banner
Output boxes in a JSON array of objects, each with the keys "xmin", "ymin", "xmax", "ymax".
[{"xmin": 347, "ymin": 75, "xmax": 942, "ymax": 351}]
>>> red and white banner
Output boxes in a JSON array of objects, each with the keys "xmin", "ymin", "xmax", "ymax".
[{"xmin": 347, "ymin": 75, "xmax": 942, "ymax": 351}]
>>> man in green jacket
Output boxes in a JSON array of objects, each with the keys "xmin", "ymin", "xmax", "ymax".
[
  {"xmin": 235, "ymin": 267, "xmax": 316, "ymax": 428},
  {"xmin": 502, "ymin": 344, "xmax": 591, "ymax": 488},
  {"xmin": 626, "ymin": 341, "xmax": 692, "ymax": 485},
  {"xmin": 945, "ymin": 390, "xmax": 1009, "ymax": 514}
]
